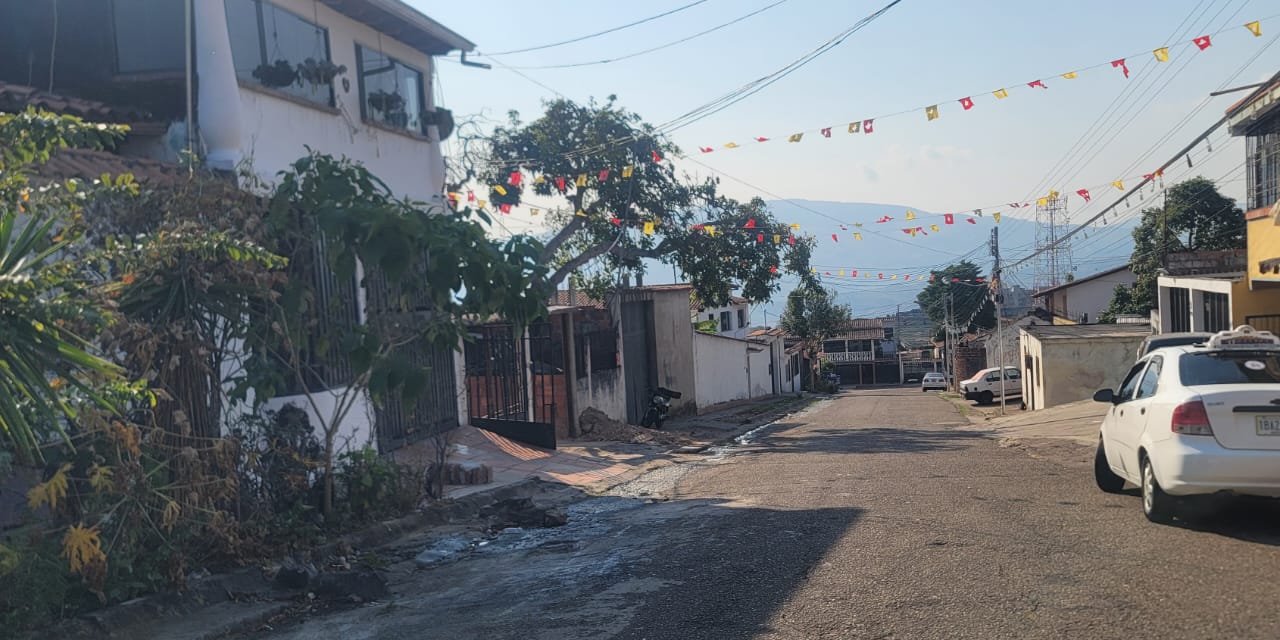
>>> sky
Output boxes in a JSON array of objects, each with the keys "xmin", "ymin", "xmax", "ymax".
[{"xmin": 414, "ymin": 0, "xmax": 1279, "ymax": 316}]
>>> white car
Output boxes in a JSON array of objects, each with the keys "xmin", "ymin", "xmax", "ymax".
[
  {"xmin": 960, "ymin": 366, "xmax": 1022, "ymax": 405},
  {"xmin": 1093, "ymin": 325, "xmax": 1280, "ymax": 522},
  {"xmin": 920, "ymin": 372, "xmax": 947, "ymax": 391}
]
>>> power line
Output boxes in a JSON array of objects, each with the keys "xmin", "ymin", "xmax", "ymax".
[
  {"xmin": 480, "ymin": 0, "xmax": 714, "ymax": 56},
  {"xmin": 504, "ymin": 1, "xmax": 791, "ymax": 70}
]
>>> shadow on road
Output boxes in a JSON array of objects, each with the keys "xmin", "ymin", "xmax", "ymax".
[
  {"xmin": 746, "ymin": 425, "xmax": 985, "ymax": 456},
  {"xmin": 1170, "ymin": 496, "xmax": 1280, "ymax": 546},
  {"xmin": 614, "ymin": 503, "xmax": 863, "ymax": 639}
]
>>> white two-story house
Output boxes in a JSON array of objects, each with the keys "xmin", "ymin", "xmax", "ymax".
[
  {"xmin": 692, "ymin": 294, "xmax": 752, "ymax": 339},
  {"xmin": 0, "ymin": 0, "xmax": 473, "ymax": 451}
]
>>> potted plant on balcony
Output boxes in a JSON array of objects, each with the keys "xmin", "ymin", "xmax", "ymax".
[
  {"xmin": 367, "ymin": 89, "xmax": 405, "ymax": 115},
  {"xmin": 296, "ymin": 57, "xmax": 346, "ymax": 88},
  {"xmin": 252, "ymin": 59, "xmax": 299, "ymax": 89}
]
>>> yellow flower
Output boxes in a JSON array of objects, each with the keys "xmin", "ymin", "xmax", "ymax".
[
  {"xmin": 49, "ymin": 377, "xmax": 66, "ymax": 390},
  {"xmin": 88, "ymin": 464, "xmax": 114, "ymax": 494},
  {"xmin": 62, "ymin": 524, "xmax": 107, "ymax": 575}
]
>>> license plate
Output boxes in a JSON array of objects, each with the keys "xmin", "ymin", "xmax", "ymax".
[{"xmin": 1258, "ymin": 415, "xmax": 1280, "ymax": 436}]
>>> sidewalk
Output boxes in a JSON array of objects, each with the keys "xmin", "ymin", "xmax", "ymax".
[{"xmin": 955, "ymin": 398, "xmax": 1106, "ymax": 446}]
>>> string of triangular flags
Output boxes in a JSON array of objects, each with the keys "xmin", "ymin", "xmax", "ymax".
[
  {"xmin": 802, "ymin": 270, "xmax": 995, "ymax": 284},
  {"xmin": 690, "ymin": 19, "xmax": 1264, "ymax": 154}
]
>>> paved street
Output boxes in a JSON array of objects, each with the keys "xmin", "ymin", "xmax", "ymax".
[{"xmin": 252, "ymin": 387, "xmax": 1280, "ymax": 640}]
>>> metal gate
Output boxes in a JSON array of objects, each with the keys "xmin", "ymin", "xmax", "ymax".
[
  {"xmin": 1246, "ymin": 314, "xmax": 1280, "ymax": 334},
  {"xmin": 621, "ymin": 301, "xmax": 656, "ymax": 424},
  {"xmin": 373, "ymin": 330, "xmax": 460, "ymax": 451},
  {"xmin": 464, "ymin": 322, "xmax": 559, "ymax": 449}
]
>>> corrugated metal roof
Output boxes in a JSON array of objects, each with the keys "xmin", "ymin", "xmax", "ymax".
[{"xmin": 1022, "ymin": 323, "xmax": 1151, "ymax": 341}]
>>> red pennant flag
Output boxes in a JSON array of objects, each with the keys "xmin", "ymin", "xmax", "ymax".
[
  {"xmin": 902, "ymin": 228, "xmax": 913, "ymax": 235},
  {"xmin": 769, "ymin": 265, "xmax": 778, "ymax": 274},
  {"xmin": 1194, "ymin": 35, "xmax": 1212, "ymax": 50},
  {"xmin": 976, "ymin": 277, "xmax": 985, "ymax": 283},
  {"xmin": 966, "ymin": 217, "xmax": 977, "ymax": 224},
  {"xmin": 651, "ymin": 150, "xmax": 663, "ymax": 163},
  {"xmin": 1077, "ymin": 188, "xmax": 1091, "ymax": 202},
  {"xmin": 1143, "ymin": 173, "xmax": 1154, "ymax": 181},
  {"xmin": 863, "ymin": 119, "xmax": 874, "ymax": 134},
  {"xmin": 825, "ymin": 272, "xmax": 832, "ymax": 276},
  {"xmin": 1111, "ymin": 58, "xmax": 1130, "ymax": 78},
  {"xmin": 879, "ymin": 273, "xmax": 884, "ymax": 280},
  {"xmin": 555, "ymin": 177, "xmax": 566, "ymax": 191},
  {"xmin": 851, "ymin": 270, "xmax": 858, "ymax": 278},
  {"xmin": 755, "ymin": 136, "xmax": 769, "ymax": 142},
  {"xmin": 691, "ymin": 224, "xmax": 705, "ymax": 230},
  {"xmin": 1028, "ymin": 79, "xmax": 1047, "ymax": 89},
  {"xmin": 930, "ymin": 275, "xmax": 936, "ymax": 281},
  {"xmin": 756, "ymin": 233, "xmax": 764, "ymax": 243},
  {"xmin": 744, "ymin": 218, "xmax": 756, "ymax": 229},
  {"xmin": 959, "ymin": 96, "xmax": 974, "ymax": 110},
  {"xmin": 821, "ymin": 127, "xmax": 832, "ymax": 138},
  {"xmin": 466, "ymin": 190, "xmax": 476, "ymax": 202},
  {"xmin": 700, "ymin": 146, "xmax": 714, "ymax": 153},
  {"xmin": 610, "ymin": 217, "xmax": 622, "ymax": 226},
  {"xmin": 509, "ymin": 171, "xmax": 522, "ymax": 186},
  {"xmin": 831, "ymin": 234, "xmax": 839, "ymax": 242},
  {"xmin": 788, "ymin": 235, "xmax": 795, "ymax": 245},
  {"xmin": 952, "ymin": 277, "xmax": 960, "ymax": 283},
  {"xmin": 499, "ymin": 203, "xmax": 512, "ymax": 214},
  {"xmin": 944, "ymin": 213, "xmax": 954, "ymax": 225},
  {"xmin": 598, "ymin": 169, "xmax": 610, "ymax": 181}
]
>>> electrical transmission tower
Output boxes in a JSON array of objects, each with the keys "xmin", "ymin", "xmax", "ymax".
[{"xmin": 1034, "ymin": 193, "xmax": 1073, "ymax": 290}]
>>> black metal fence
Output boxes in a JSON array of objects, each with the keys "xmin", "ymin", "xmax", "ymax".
[{"xmin": 464, "ymin": 322, "xmax": 560, "ymax": 448}]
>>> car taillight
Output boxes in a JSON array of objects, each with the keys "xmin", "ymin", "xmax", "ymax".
[{"xmin": 1171, "ymin": 400, "xmax": 1214, "ymax": 436}]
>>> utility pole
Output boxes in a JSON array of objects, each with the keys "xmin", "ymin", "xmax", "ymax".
[
  {"xmin": 991, "ymin": 227, "xmax": 1006, "ymax": 415},
  {"xmin": 896, "ymin": 304, "xmax": 904, "ymax": 385},
  {"xmin": 946, "ymin": 290, "xmax": 955, "ymax": 392}
]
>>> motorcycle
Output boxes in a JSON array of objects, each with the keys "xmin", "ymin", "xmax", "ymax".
[{"xmin": 640, "ymin": 386, "xmax": 682, "ymax": 429}]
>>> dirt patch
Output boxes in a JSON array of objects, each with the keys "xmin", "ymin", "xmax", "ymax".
[{"xmin": 577, "ymin": 408, "xmax": 694, "ymax": 446}]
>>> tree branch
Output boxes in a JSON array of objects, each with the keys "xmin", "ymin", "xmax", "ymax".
[{"xmin": 540, "ymin": 214, "xmax": 585, "ymax": 264}]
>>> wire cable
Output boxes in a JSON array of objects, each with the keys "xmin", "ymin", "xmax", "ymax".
[{"xmin": 481, "ymin": 0, "xmax": 714, "ymax": 56}]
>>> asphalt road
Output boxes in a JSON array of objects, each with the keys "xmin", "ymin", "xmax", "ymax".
[{"xmin": 252, "ymin": 387, "xmax": 1280, "ymax": 640}]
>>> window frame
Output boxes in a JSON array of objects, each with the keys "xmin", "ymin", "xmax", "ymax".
[
  {"xmin": 225, "ymin": 0, "xmax": 336, "ymax": 107},
  {"xmin": 719, "ymin": 311, "xmax": 732, "ymax": 332},
  {"xmin": 1115, "ymin": 361, "xmax": 1148, "ymax": 403},
  {"xmin": 737, "ymin": 308, "xmax": 746, "ymax": 329},
  {"xmin": 354, "ymin": 43, "xmax": 429, "ymax": 136},
  {"xmin": 1134, "ymin": 355, "xmax": 1163, "ymax": 400}
]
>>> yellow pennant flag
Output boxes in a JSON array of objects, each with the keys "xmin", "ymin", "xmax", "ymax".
[
  {"xmin": 789, "ymin": 223, "xmax": 801, "ymax": 229},
  {"xmin": 1062, "ymin": 71, "xmax": 1078, "ymax": 79},
  {"xmin": 531, "ymin": 208, "xmax": 540, "ymax": 216},
  {"xmin": 854, "ymin": 233, "xmax": 862, "ymax": 241},
  {"xmin": 905, "ymin": 210, "xmax": 916, "ymax": 221},
  {"xmin": 1246, "ymin": 20, "xmax": 1262, "ymax": 37},
  {"xmin": 1048, "ymin": 189, "xmax": 1059, "ymax": 199},
  {"xmin": 622, "ymin": 165, "xmax": 634, "ymax": 178},
  {"xmin": 1112, "ymin": 180, "xmax": 1125, "ymax": 190},
  {"xmin": 890, "ymin": 274, "xmax": 897, "ymax": 280},
  {"xmin": 811, "ymin": 267, "xmax": 818, "ymax": 274},
  {"xmin": 930, "ymin": 224, "xmax": 940, "ymax": 232},
  {"xmin": 643, "ymin": 221, "xmax": 655, "ymax": 235},
  {"xmin": 576, "ymin": 209, "xmax": 586, "ymax": 217},
  {"xmin": 839, "ymin": 270, "xmax": 846, "ymax": 277},
  {"xmin": 706, "ymin": 225, "xmax": 716, "ymax": 237},
  {"xmin": 725, "ymin": 142, "xmax": 740, "ymax": 148},
  {"xmin": 864, "ymin": 272, "xmax": 870, "ymax": 279},
  {"xmin": 993, "ymin": 212, "xmax": 1001, "ymax": 223},
  {"xmin": 1153, "ymin": 47, "xmax": 1169, "ymax": 62},
  {"xmin": 925, "ymin": 105, "xmax": 939, "ymax": 121},
  {"xmin": 494, "ymin": 185, "xmax": 507, "ymax": 196},
  {"xmin": 788, "ymin": 133, "xmax": 803, "ymax": 143},
  {"xmin": 533, "ymin": 175, "xmax": 546, "ymax": 184},
  {"xmin": 477, "ymin": 199, "xmax": 487, "ymax": 208},
  {"xmin": 993, "ymin": 88, "xmax": 1009, "ymax": 99},
  {"xmin": 576, "ymin": 174, "xmax": 588, "ymax": 187},
  {"xmin": 1036, "ymin": 197, "xmax": 1048, "ymax": 207},
  {"xmin": 848, "ymin": 121, "xmax": 860, "ymax": 134},
  {"xmin": 773, "ymin": 234, "xmax": 781, "ymax": 244}
]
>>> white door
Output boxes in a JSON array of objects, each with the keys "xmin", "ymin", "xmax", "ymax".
[
  {"xmin": 1104, "ymin": 360, "xmax": 1152, "ymax": 478},
  {"xmin": 1116, "ymin": 357, "xmax": 1163, "ymax": 475}
]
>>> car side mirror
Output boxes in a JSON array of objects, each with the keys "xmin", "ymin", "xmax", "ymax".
[{"xmin": 1092, "ymin": 388, "xmax": 1115, "ymax": 404}]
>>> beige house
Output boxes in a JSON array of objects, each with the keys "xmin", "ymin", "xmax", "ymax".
[{"xmin": 1019, "ymin": 323, "xmax": 1152, "ymax": 410}]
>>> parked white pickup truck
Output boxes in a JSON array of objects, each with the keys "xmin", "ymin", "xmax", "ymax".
[{"xmin": 961, "ymin": 366, "xmax": 1023, "ymax": 405}]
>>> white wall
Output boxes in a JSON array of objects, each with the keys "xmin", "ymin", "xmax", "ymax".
[
  {"xmin": 693, "ymin": 301, "xmax": 751, "ymax": 339},
  {"xmin": 262, "ymin": 386, "xmax": 377, "ymax": 454},
  {"xmin": 748, "ymin": 346, "xmax": 772, "ymax": 398},
  {"xmin": 233, "ymin": 0, "xmax": 447, "ymax": 207},
  {"xmin": 1022, "ymin": 333, "xmax": 1148, "ymax": 410},
  {"xmin": 692, "ymin": 333, "xmax": 750, "ymax": 409},
  {"xmin": 1046, "ymin": 270, "xmax": 1137, "ymax": 322}
]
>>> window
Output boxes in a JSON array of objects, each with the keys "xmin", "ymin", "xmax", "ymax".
[
  {"xmin": 719, "ymin": 311, "xmax": 731, "ymax": 332},
  {"xmin": 1169, "ymin": 287, "xmax": 1191, "ymax": 333},
  {"xmin": 356, "ymin": 45, "xmax": 426, "ymax": 134},
  {"xmin": 1246, "ymin": 116, "xmax": 1280, "ymax": 210},
  {"xmin": 737, "ymin": 308, "xmax": 746, "ymax": 329},
  {"xmin": 588, "ymin": 329, "xmax": 619, "ymax": 372},
  {"xmin": 1135, "ymin": 356, "xmax": 1162, "ymax": 399},
  {"xmin": 823, "ymin": 340, "xmax": 846, "ymax": 353},
  {"xmin": 1115, "ymin": 362, "xmax": 1146, "ymax": 402},
  {"xmin": 1203, "ymin": 292, "xmax": 1230, "ymax": 333},
  {"xmin": 884, "ymin": 327, "xmax": 895, "ymax": 339},
  {"xmin": 225, "ymin": 0, "xmax": 334, "ymax": 106},
  {"xmin": 1180, "ymin": 352, "xmax": 1280, "ymax": 385},
  {"xmin": 113, "ymin": 0, "xmax": 185, "ymax": 73}
]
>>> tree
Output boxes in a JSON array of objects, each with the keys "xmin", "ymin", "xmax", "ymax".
[
  {"xmin": 916, "ymin": 261, "xmax": 995, "ymax": 339},
  {"xmin": 242, "ymin": 152, "xmax": 549, "ymax": 516},
  {"xmin": 1102, "ymin": 176, "xmax": 1243, "ymax": 319},
  {"xmin": 478, "ymin": 97, "xmax": 794, "ymax": 306},
  {"xmin": 779, "ymin": 239, "xmax": 851, "ymax": 388}
]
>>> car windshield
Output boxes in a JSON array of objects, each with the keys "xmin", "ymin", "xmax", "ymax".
[
  {"xmin": 1179, "ymin": 352, "xmax": 1280, "ymax": 386},
  {"xmin": 1147, "ymin": 336, "xmax": 1206, "ymax": 352}
]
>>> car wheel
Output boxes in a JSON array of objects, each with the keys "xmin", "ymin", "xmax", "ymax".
[
  {"xmin": 1140, "ymin": 455, "xmax": 1176, "ymax": 523},
  {"xmin": 1093, "ymin": 439, "xmax": 1125, "ymax": 493},
  {"xmin": 979, "ymin": 391, "xmax": 994, "ymax": 405}
]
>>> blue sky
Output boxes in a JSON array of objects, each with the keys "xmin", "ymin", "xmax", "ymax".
[{"xmin": 417, "ymin": 0, "xmax": 1278, "ymax": 314}]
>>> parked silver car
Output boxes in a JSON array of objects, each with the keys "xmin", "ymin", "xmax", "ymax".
[{"xmin": 921, "ymin": 372, "xmax": 947, "ymax": 391}]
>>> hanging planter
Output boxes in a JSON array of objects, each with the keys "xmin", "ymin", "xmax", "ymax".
[
  {"xmin": 252, "ymin": 60, "xmax": 299, "ymax": 89},
  {"xmin": 296, "ymin": 57, "xmax": 346, "ymax": 88},
  {"xmin": 367, "ymin": 90, "xmax": 405, "ymax": 115}
]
